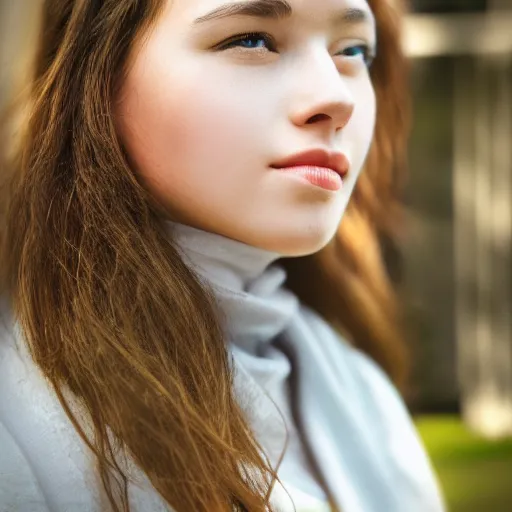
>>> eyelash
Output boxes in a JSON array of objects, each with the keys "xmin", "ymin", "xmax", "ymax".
[
  {"xmin": 219, "ymin": 32, "xmax": 278, "ymax": 52},
  {"xmin": 218, "ymin": 31, "xmax": 376, "ymax": 67}
]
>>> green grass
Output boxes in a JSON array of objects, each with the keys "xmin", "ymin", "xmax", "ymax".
[{"xmin": 415, "ymin": 415, "xmax": 512, "ymax": 512}]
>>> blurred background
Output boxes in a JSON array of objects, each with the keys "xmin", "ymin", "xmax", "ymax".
[
  {"xmin": 1, "ymin": 1, "xmax": 511, "ymax": 511},
  {"xmin": 402, "ymin": 2, "xmax": 512, "ymax": 511}
]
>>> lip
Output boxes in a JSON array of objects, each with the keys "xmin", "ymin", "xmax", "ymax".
[{"xmin": 270, "ymin": 148, "xmax": 350, "ymax": 178}]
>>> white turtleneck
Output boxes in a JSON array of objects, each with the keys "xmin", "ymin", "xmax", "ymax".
[{"xmin": 0, "ymin": 223, "xmax": 446, "ymax": 512}]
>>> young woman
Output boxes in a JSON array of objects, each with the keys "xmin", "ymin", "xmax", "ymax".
[{"xmin": 0, "ymin": 0, "xmax": 446, "ymax": 511}]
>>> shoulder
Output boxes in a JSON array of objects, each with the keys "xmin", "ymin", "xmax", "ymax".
[
  {"xmin": 0, "ymin": 300, "xmax": 172, "ymax": 512},
  {"xmin": 346, "ymin": 347, "xmax": 447, "ymax": 510},
  {"xmin": 0, "ymin": 299, "xmax": 104, "ymax": 511},
  {"xmin": 0, "ymin": 419, "xmax": 51, "ymax": 512},
  {"xmin": 299, "ymin": 305, "xmax": 446, "ymax": 509},
  {"xmin": 0, "ymin": 300, "xmax": 50, "ymax": 510}
]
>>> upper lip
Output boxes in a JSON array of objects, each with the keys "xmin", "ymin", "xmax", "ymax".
[{"xmin": 270, "ymin": 148, "xmax": 350, "ymax": 178}]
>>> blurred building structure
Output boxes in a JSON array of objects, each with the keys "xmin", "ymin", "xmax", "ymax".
[{"xmin": 404, "ymin": 0, "xmax": 512, "ymax": 438}]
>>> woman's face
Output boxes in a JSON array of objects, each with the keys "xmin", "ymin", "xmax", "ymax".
[{"xmin": 117, "ymin": 0, "xmax": 377, "ymax": 256}]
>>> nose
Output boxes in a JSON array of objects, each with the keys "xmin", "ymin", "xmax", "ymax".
[{"xmin": 289, "ymin": 51, "xmax": 355, "ymax": 134}]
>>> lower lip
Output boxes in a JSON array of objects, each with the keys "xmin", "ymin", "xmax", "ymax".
[{"xmin": 274, "ymin": 165, "xmax": 344, "ymax": 191}]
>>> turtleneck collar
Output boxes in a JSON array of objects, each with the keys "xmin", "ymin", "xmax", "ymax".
[
  {"xmin": 166, "ymin": 221, "xmax": 299, "ymax": 354},
  {"xmin": 167, "ymin": 221, "xmax": 282, "ymax": 292}
]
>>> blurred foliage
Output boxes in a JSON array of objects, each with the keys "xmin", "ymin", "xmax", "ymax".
[{"xmin": 416, "ymin": 416, "xmax": 512, "ymax": 512}]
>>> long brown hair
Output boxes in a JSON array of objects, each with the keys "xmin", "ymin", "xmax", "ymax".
[{"xmin": 0, "ymin": 0, "xmax": 410, "ymax": 511}]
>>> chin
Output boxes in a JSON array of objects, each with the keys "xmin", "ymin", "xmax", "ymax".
[{"xmin": 250, "ymin": 222, "xmax": 340, "ymax": 258}]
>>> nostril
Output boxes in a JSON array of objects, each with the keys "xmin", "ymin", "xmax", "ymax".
[{"xmin": 306, "ymin": 113, "xmax": 331, "ymax": 124}]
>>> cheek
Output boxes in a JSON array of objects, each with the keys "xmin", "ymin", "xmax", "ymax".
[
  {"xmin": 117, "ymin": 68, "xmax": 260, "ymax": 206},
  {"xmin": 357, "ymin": 81, "xmax": 377, "ymax": 137},
  {"xmin": 338, "ymin": 80, "xmax": 376, "ymax": 198},
  {"xmin": 350, "ymin": 81, "xmax": 376, "ymax": 159}
]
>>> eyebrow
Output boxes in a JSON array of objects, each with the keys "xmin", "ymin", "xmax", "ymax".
[{"xmin": 193, "ymin": 0, "xmax": 371, "ymax": 26}]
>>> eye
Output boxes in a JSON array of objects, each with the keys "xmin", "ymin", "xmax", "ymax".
[
  {"xmin": 217, "ymin": 32, "xmax": 277, "ymax": 52},
  {"xmin": 337, "ymin": 44, "xmax": 375, "ymax": 67}
]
